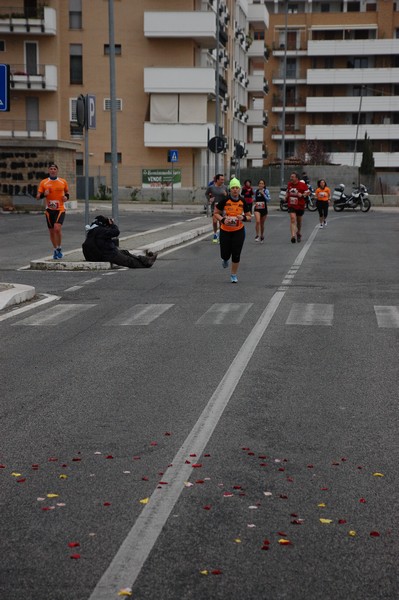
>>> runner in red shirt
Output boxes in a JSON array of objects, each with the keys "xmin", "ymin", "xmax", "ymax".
[{"xmin": 285, "ymin": 171, "xmax": 309, "ymax": 243}]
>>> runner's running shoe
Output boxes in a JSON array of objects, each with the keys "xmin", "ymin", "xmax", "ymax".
[
  {"xmin": 56, "ymin": 248, "xmax": 63, "ymax": 259},
  {"xmin": 296, "ymin": 233, "xmax": 302, "ymax": 243},
  {"xmin": 212, "ymin": 233, "xmax": 219, "ymax": 243},
  {"xmin": 222, "ymin": 259, "xmax": 229, "ymax": 268},
  {"xmin": 231, "ymin": 274, "xmax": 238, "ymax": 284}
]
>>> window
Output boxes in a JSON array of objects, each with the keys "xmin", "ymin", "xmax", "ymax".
[
  {"xmin": 70, "ymin": 44, "xmax": 82, "ymax": 84},
  {"xmin": 0, "ymin": 41, "xmax": 5, "ymax": 52},
  {"xmin": 104, "ymin": 152, "xmax": 122, "ymax": 163},
  {"xmin": 104, "ymin": 44, "xmax": 122, "ymax": 55},
  {"xmin": 69, "ymin": 98, "xmax": 83, "ymax": 137},
  {"xmin": 69, "ymin": 0, "xmax": 82, "ymax": 29},
  {"xmin": 321, "ymin": 4, "xmax": 330, "ymax": 12},
  {"xmin": 103, "ymin": 98, "xmax": 122, "ymax": 111}
]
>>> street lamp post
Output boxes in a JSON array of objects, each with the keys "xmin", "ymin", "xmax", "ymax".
[
  {"xmin": 280, "ymin": 0, "xmax": 288, "ymax": 188},
  {"xmin": 353, "ymin": 85, "xmax": 365, "ymax": 168},
  {"xmin": 215, "ymin": 0, "xmax": 220, "ymax": 174},
  {"xmin": 108, "ymin": 0, "xmax": 119, "ymax": 224}
]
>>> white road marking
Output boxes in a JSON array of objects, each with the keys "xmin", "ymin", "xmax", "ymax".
[
  {"xmin": 0, "ymin": 294, "xmax": 59, "ymax": 322},
  {"xmin": 374, "ymin": 305, "xmax": 399, "ymax": 328},
  {"xmin": 64, "ymin": 286, "xmax": 82, "ymax": 292},
  {"xmin": 286, "ymin": 303, "xmax": 334, "ymax": 326},
  {"xmin": 13, "ymin": 303, "xmax": 95, "ymax": 326},
  {"xmin": 104, "ymin": 304, "xmax": 174, "ymax": 326},
  {"xmin": 196, "ymin": 303, "xmax": 253, "ymax": 325},
  {"xmin": 88, "ymin": 227, "xmax": 319, "ymax": 600}
]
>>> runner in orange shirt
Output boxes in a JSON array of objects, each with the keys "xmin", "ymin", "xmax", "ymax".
[
  {"xmin": 36, "ymin": 164, "xmax": 69, "ymax": 259},
  {"xmin": 315, "ymin": 179, "xmax": 331, "ymax": 228}
]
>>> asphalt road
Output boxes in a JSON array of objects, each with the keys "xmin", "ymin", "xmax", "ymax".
[{"xmin": 1, "ymin": 208, "xmax": 398, "ymax": 600}]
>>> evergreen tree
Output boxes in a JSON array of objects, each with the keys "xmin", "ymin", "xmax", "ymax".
[{"xmin": 359, "ymin": 133, "xmax": 375, "ymax": 175}]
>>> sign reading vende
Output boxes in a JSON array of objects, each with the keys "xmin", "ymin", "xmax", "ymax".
[{"xmin": 142, "ymin": 168, "xmax": 181, "ymax": 188}]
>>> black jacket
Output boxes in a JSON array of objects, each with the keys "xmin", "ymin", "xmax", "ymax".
[{"xmin": 82, "ymin": 223, "xmax": 120, "ymax": 261}]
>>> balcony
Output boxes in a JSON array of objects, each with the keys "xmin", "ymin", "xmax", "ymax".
[
  {"xmin": 306, "ymin": 124, "xmax": 399, "ymax": 141},
  {"xmin": 329, "ymin": 152, "xmax": 399, "ymax": 169},
  {"xmin": 306, "ymin": 96, "xmax": 399, "ymax": 113},
  {"xmin": 247, "ymin": 2, "xmax": 269, "ymax": 27},
  {"xmin": 247, "ymin": 108, "xmax": 266, "ymax": 127},
  {"xmin": 10, "ymin": 64, "xmax": 57, "ymax": 91},
  {"xmin": 246, "ymin": 142, "xmax": 264, "ymax": 160},
  {"xmin": 272, "ymin": 95, "xmax": 306, "ymax": 112},
  {"xmin": 144, "ymin": 68, "xmax": 215, "ymax": 94},
  {"xmin": 271, "ymin": 125, "xmax": 306, "ymax": 140},
  {"xmin": 144, "ymin": 122, "xmax": 214, "ymax": 147},
  {"xmin": 307, "ymin": 68, "xmax": 399, "ymax": 86},
  {"xmin": 0, "ymin": 120, "xmax": 58, "ymax": 140},
  {"xmin": 307, "ymin": 39, "xmax": 399, "ymax": 57},
  {"xmin": 247, "ymin": 40, "xmax": 268, "ymax": 60},
  {"xmin": 144, "ymin": 11, "xmax": 217, "ymax": 48},
  {"xmin": 0, "ymin": 6, "xmax": 56, "ymax": 35},
  {"xmin": 272, "ymin": 70, "xmax": 307, "ymax": 85},
  {"xmin": 247, "ymin": 74, "xmax": 268, "ymax": 93}
]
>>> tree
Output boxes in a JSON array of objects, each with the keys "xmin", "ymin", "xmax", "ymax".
[
  {"xmin": 297, "ymin": 140, "xmax": 331, "ymax": 165},
  {"xmin": 359, "ymin": 133, "xmax": 375, "ymax": 175}
]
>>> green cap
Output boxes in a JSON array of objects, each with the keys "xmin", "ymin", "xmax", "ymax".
[{"xmin": 229, "ymin": 177, "xmax": 241, "ymax": 189}]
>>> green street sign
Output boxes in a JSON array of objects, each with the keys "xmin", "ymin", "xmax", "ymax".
[{"xmin": 142, "ymin": 168, "xmax": 181, "ymax": 188}]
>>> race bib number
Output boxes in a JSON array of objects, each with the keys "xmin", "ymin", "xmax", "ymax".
[
  {"xmin": 48, "ymin": 200, "xmax": 59, "ymax": 210},
  {"xmin": 255, "ymin": 201, "xmax": 265, "ymax": 209},
  {"xmin": 289, "ymin": 197, "xmax": 298, "ymax": 206}
]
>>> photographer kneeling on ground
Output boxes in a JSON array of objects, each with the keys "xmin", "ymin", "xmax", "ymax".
[{"xmin": 82, "ymin": 215, "xmax": 157, "ymax": 268}]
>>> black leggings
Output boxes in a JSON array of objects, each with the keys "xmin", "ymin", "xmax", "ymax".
[
  {"xmin": 219, "ymin": 227, "xmax": 245, "ymax": 263},
  {"xmin": 317, "ymin": 200, "xmax": 328, "ymax": 219}
]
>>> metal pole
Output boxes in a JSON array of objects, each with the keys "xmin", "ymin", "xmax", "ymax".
[
  {"xmin": 108, "ymin": 0, "xmax": 119, "ymax": 223},
  {"xmin": 353, "ymin": 85, "xmax": 364, "ymax": 168},
  {"xmin": 171, "ymin": 162, "xmax": 174, "ymax": 209},
  {"xmin": 215, "ymin": 0, "xmax": 220, "ymax": 174},
  {"xmin": 84, "ymin": 109, "xmax": 89, "ymax": 227},
  {"xmin": 280, "ymin": 0, "xmax": 288, "ymax": 187}
]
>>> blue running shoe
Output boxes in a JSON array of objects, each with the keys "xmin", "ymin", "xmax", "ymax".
[
  {"xmin": 56, "ymin": 248, "xmax": 63, "ymax": 259},
  {"xmin": 222, "ymin": 259, "xmax": 229, "ymax": 269},
  {"xmin": 231, "ymin": 274, "xmax": 238, "ymax": 284},
  {"xmin": 53, "ymin": 249, "xmax": 58, "ymax": 259},
  {"xmin": 212, "ymin": 233, "xmax": 219, "ymax": 244}
]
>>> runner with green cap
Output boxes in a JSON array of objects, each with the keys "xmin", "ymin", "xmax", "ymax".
[{"xmin": 213, "ymin": 177, "xmax": 252, "ymax": 283}]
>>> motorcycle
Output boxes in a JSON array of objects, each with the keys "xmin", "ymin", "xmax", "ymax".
[
  {"xmin": 279, "ymin": 185, "xmax": 317, "ymax": 211},
  {"xmin": 333, "ymin": 183, "xmax": 371, "ymax": 212}
]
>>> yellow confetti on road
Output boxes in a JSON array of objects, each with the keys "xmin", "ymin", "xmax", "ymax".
[
  {"xmin": 47, "ymin": 493, "xmax": 59, "ymax": 498},
  {"xmin": 373, "ymin": 472, "xmax": 384, "ymax": 477},
  {"xmin": 139, "ymin": 497, "xmax": 149, "ymax": 505},
  {"xmin": 320, "ymin": 518, "xmax": 333, "ymax": 524},
  {"xmin": 200, "ymin": 570, "xmax": 209, "ymax": 575},
  {"xmin": 348, "ymin": 530, "xmax": 356, "ymax": 537}
]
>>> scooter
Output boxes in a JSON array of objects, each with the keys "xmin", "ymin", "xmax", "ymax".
[{"xmin": 333, "ymin": 183, "xmax": 371, "ymax": 212}]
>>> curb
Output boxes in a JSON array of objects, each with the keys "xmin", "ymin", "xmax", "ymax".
[
  {"xmin": 29, "ymin": 222, "xmax": 213, "ymax": 271},
  {"xmin": 0, "ymin": 283, "xmax": 36, "ymax": 310}
]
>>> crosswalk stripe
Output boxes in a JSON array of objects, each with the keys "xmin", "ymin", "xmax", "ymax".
[
  {"xmin": 374, "ymin": 306, "xmax": 399, "ymax": 328},
  {"xmin": 196, "ymin": 303, "xmax": 253, "ymax": 325},
  {"xmin": 286, "ymin": 303, "xmax": 334, "ymax": 326},
  {"xmin": 105, "ymin": 304, "xmax": 174, "ymax": 326},
  {"xmin": 13, "ymin": 303, "xmax": 96, "ymax": 326}
]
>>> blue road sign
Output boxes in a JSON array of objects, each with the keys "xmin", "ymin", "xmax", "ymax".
[
  {"xmin": 0, "ymin": 64, "xmax": 10, "ymax": 112},
  {"xmin": 87, "ymin": 94, "xmax": 96, "ymax": 129},
  {"xmin": 168, "ymin": 149, "xmax": 179, "ymax": 163}
]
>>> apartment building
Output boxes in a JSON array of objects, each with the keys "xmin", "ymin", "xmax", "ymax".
[
  {"xmin": 265, "ymin": 0, "xmax": 399, "ymax": 170},
  {"xmin": 0, "ymin": 0, "xmax": 269, "ymax": 204}
]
